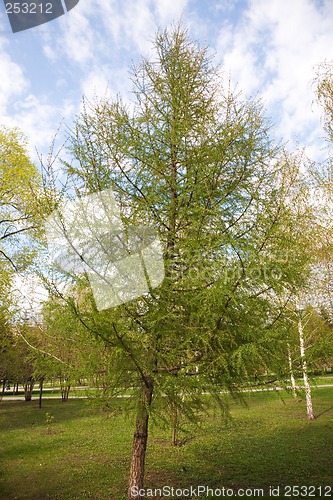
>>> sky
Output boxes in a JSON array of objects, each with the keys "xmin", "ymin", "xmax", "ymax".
[
  {"xmin": 0, "ymin": 0, "xmax": 333, "ymax": 166},
  {"xmin": 2, "ymin": 0, "xmax": 333, "ymax": 314}
]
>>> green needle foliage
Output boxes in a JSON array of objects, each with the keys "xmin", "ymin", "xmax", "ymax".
[{"xmin": 44, "ymin": 23, "xmax": 314, "ymax": 496}]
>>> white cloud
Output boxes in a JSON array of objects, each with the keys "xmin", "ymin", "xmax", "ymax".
[
  {"xmin": 54, "ymin": 6, "xmax": 95, "ymax": 66},
  {"xmin": 3, "ymin": 94, "xmax": 75, "ymax": 160},
  {"xmin": 42, "ymin": 42, "xmax": 57, "ymax": 62},
  {"xmin": 80, "ymin": 65, "xmax": 131, "ymax": 102},
  {"xmin": 0, "ymin": 38, "xmax": 64, "ymax": 160},
  {"xmin": 215, "ymin": 0, "xmax": 333, "ymax": 160},
  {"xmin": 42, "ymin": 0, "xmax": 96, "ymax": 67},
  {"xmin": 215, "ymin": 0, "xmax": 239, "ymax": 13},
  {"xmin": 154, "ymin": 0, "xmax": 189, "ymax": 25},
  {"xmin": 43, "ymin": 0, "xmax": 189, "ymax": 67},
  {"xmin": 80, "ymin": 67, "xmax": 112, "ymax": 101},
  {"xmin": 12, "ymin": 274, "xmax": 48, "ymax": 318},
  {"xmin": 89, "ymin": 0, "xmax": 157, "ymax": 56},
  {"xmin": 0, "ymin": 39, "xmax": 28, "ymax": 115}
]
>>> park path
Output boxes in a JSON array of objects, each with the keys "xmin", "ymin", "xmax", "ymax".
[{"xmin": 2, "ymin": 383, "xmax": 333, "ymax": 401}]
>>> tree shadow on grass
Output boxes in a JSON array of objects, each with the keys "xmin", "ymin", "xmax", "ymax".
[
  {"xmin": 0, "ymin": 399, "xmax": 131, "ymax": 500},
  {"xmin": 315, "ymin": 405, "xmax": 333, "ymax": 418},
  {"xmin": 0, "ymin": 399, "xmax": 96, "ymax": 432},
  {"xmin": 176, "ymin": 421, "xmax": 333, "ymax": 491}
]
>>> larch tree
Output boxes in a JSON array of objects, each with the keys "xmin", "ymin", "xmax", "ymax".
[{"xmin": 42, "ymin": 24, "xmax": 313, "ymax": 498}]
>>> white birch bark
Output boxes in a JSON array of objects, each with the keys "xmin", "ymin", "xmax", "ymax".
[
  {"xmin": 298, "ymin": 317, "xmax": 315, "ymax": 420},
  {"xmin": 287, "ymin": 343, "xmax": 297, "ymax": 398}
]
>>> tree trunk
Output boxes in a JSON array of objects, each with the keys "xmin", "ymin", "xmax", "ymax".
[
  {"xmin": 298, "ymin": 318, "xmax": 315, "ymax": 420},
  {"xmin": 60, "ymin": 376, "xmax": 71, "ymax": 402},
  {"xmin": 171, "ymin": 401, "xmax": 179, "ymax": 446},
  {"xmin": 61, "ymin": 384, "xmax": 70, "ymax": 401},
  {"xmin": 39, "ymin": 378, "xmax": 44, "ymax": 409},
  {"xmin": 127, "ymin": 377, "xmax": 153, "ymax": 500},
  {"xmin": 287, "ymin": 343, "xmax": 297, "ymax": 398},
  {"xmin": 171, "ymin": 413, "xmax": 177, "ymax": 447},
  {"xmin": 24, "ymin": 379, "xmax": 34, "ymax": 401}
]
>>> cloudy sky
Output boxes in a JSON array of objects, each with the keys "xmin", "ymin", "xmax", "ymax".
[
  {"xmin": 0, "ymin": 0, "xmax": 332, "ymax": 164},
  {"xmin": 2, "ymin": 0, "xmax": 332, "ymax": 313}
]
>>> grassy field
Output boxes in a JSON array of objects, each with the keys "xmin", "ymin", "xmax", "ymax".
[{"xmin": 0, "ymin": 388, "xmax": 332, "ymax": 499}]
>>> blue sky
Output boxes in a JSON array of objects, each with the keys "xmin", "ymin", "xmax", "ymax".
[
  {"xmin": 0, "ymin": 0, "xmax": 332, "ymax": 164},
  {"xmin": 2, "ymin": 0, "xmax": 332, "ymax": 311}
]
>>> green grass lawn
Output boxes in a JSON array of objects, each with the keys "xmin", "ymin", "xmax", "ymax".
[{"xmin": 0, "ymin": 388, "xmax": 332, "ymax": 499}]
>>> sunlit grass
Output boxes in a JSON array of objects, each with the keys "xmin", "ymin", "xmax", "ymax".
[{"xmin": 0, "ymin": 388, "xmax": 332, "ymax": 499}]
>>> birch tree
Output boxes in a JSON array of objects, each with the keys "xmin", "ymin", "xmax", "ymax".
[
  {"xmin": 0, "ymin": 126, "xmax": 42, "ymax": 272},
  {"xmin": 297, "ymin": 308, "xmax": 315, "ymax": 420},
  {"xmin": 0, "ymin": 127, "xmax": 45, "ymax": 374},
  {"xmin": 279, "ymin": 62, "xmax": 333, "ymax": 418}
]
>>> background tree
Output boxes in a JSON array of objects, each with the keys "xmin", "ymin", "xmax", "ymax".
[
  {"xmin": 39, "ymin": 291, "xmax": 107, "ymax": 402},
  {"xmin": 0, "ymin": 126, "xmax": 42, "ymax": 272},
  {"xmin": 0, "ymin": 126, "xmax": 45, "ymax": 374},
  {"xmin": 315, "ymin": 62, "xmax": 333, "ymax": 143},
  {"xmin": 277, "ymin": 61, "xmax": 333, "ymax": 418}
]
